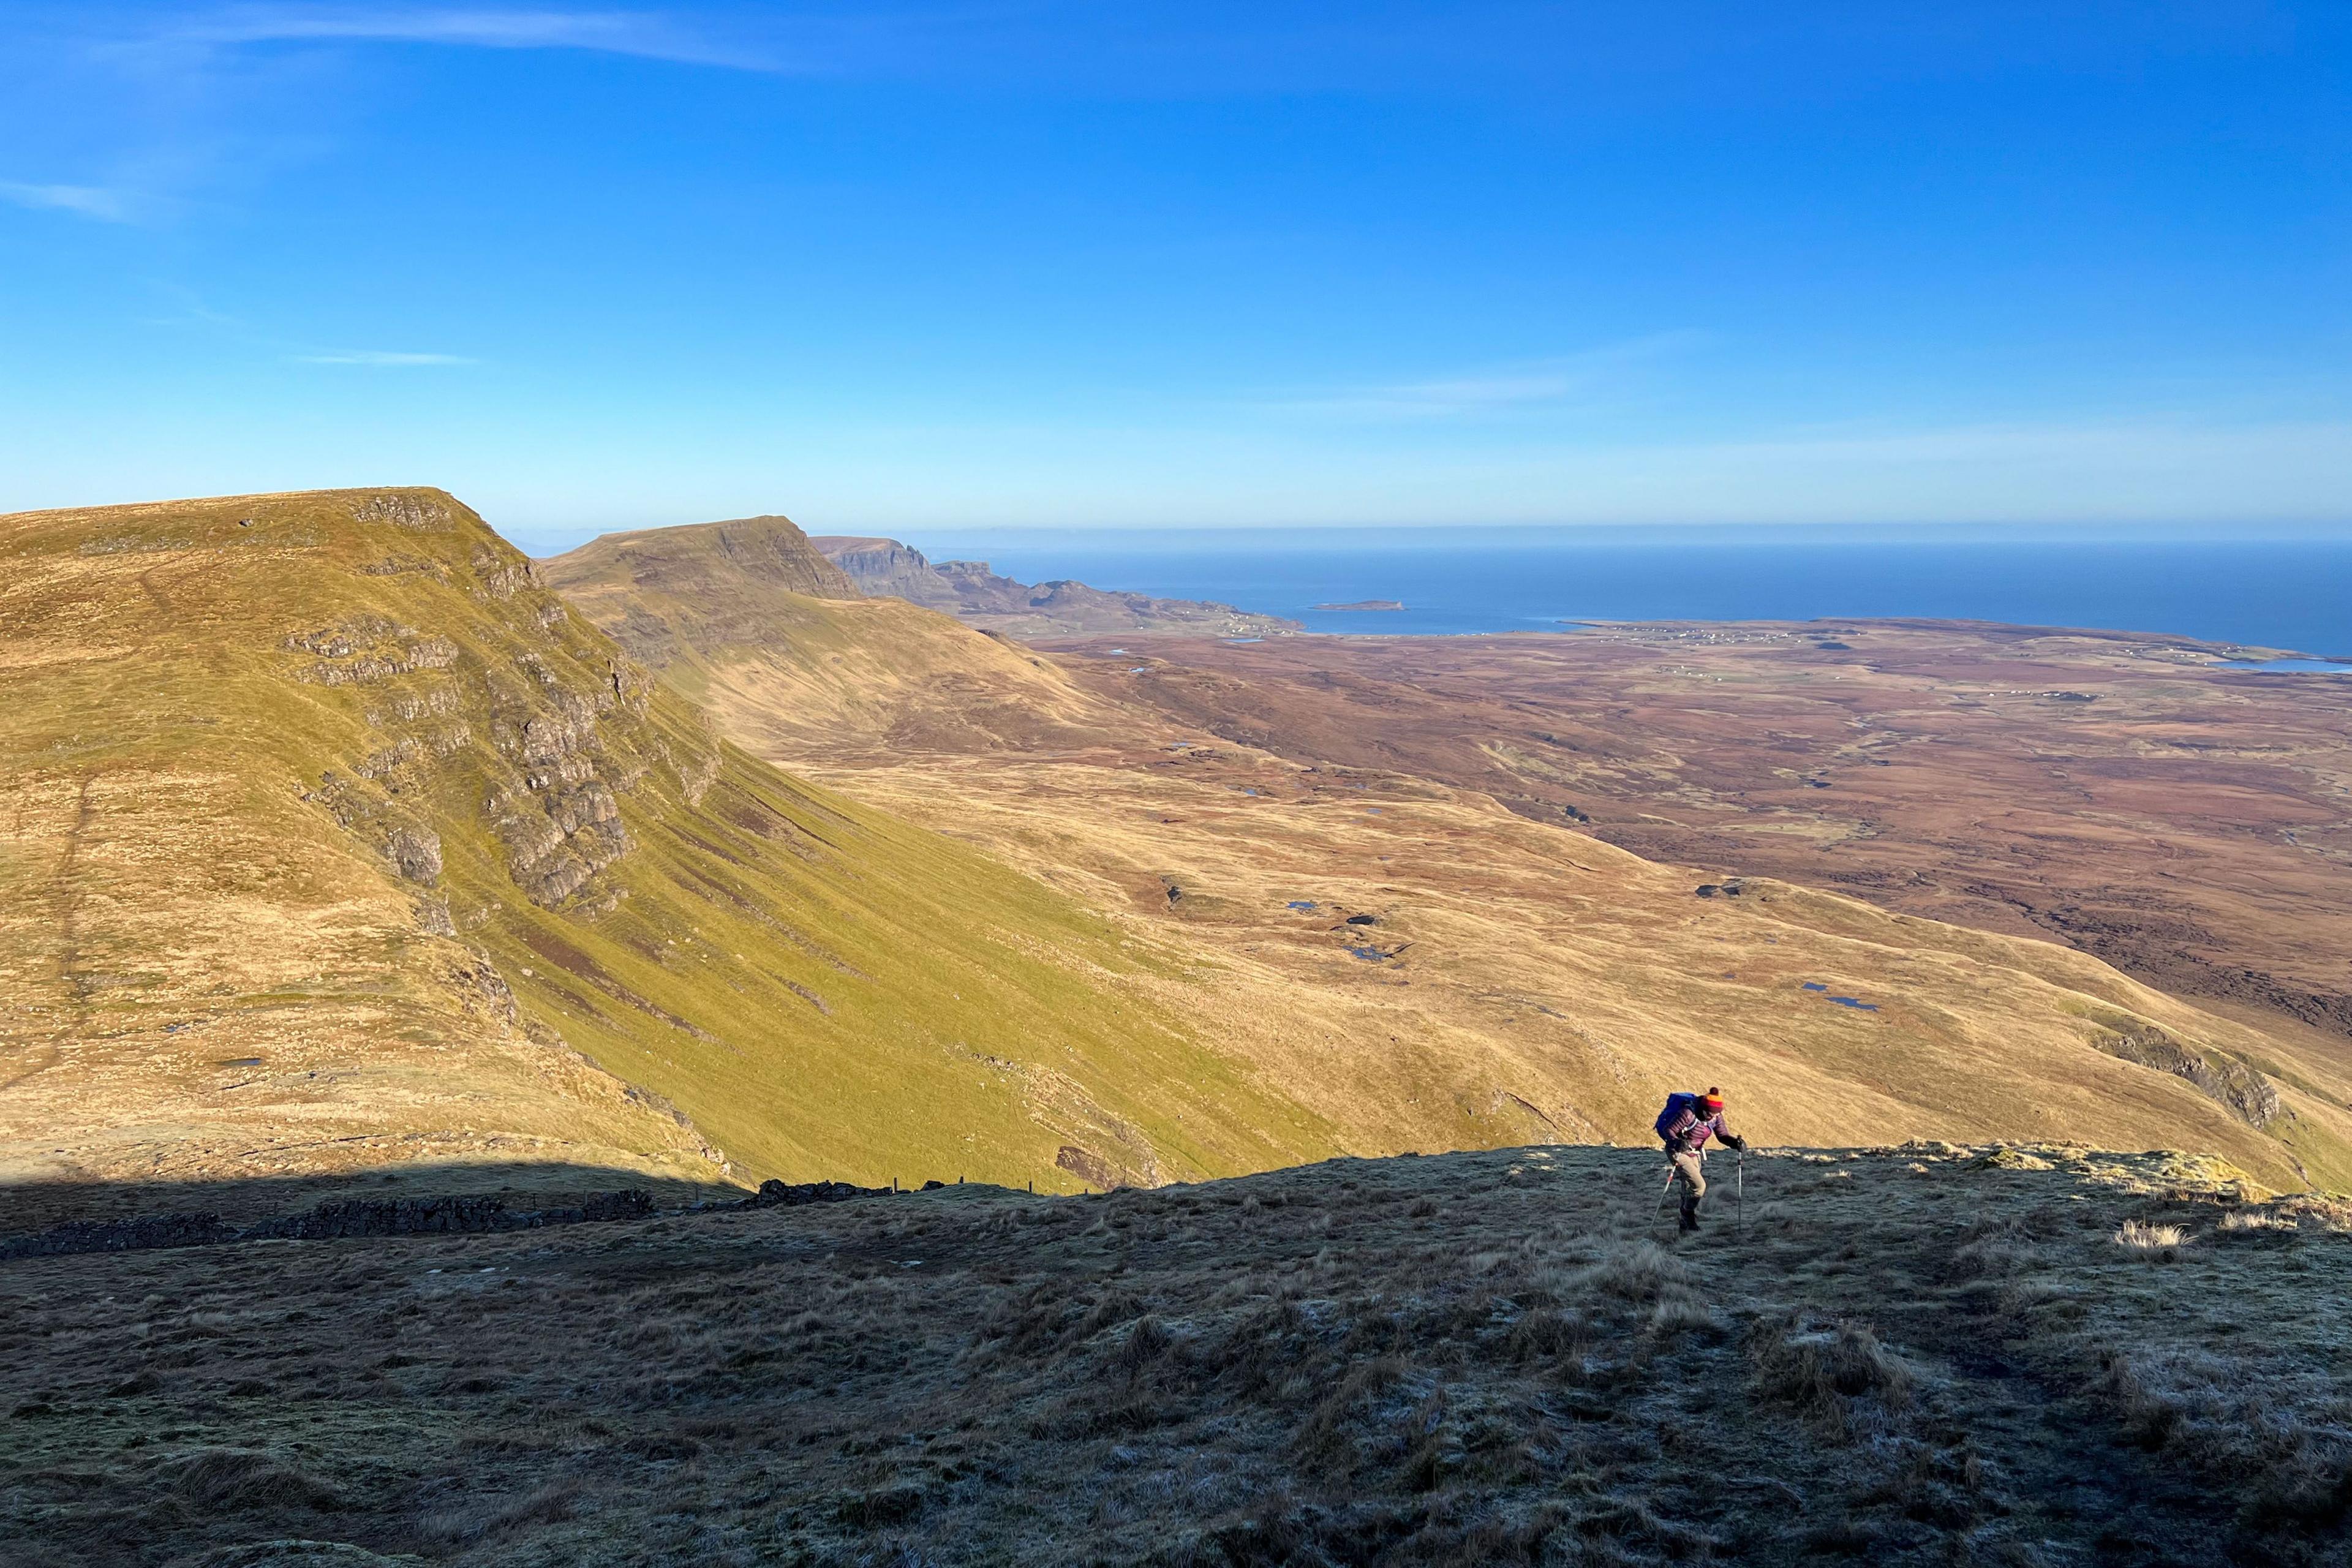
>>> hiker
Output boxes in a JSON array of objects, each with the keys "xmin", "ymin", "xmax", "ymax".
[{"xmin": 1655, "ymin": 1085, "xmax": 1746, "ymax": 1232}]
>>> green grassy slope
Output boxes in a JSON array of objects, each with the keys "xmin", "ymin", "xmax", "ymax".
[
  {"xmin": 0, "ymin": 489, "xmax": 1336, "ymax": 1204},
  {"xmin": 535, "ymin": 513, "xmax": 861, "ymax": 669},
  {"xmin": 543, "ymin": 516, "xmax": 1125, "ymax": 758}
]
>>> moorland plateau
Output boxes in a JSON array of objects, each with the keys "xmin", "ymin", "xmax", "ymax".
[
  {"xmin": 547, "ymin": 511, "xmax": 2352, "ymax": 1194},
  {"xmin": 1042, "ymin": 624, "xmax": 2352, "ymax": 1050}
]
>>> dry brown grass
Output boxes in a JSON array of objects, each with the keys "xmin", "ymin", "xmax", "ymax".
[
  {"xmin": 1034, "ymin": 622, "xmax": 2352, "ymax": 1084},
  {"xmin": 628, "ymin": 575, "xmax": 2352, "ymax": 1193},
  {"xmin": 1748, "ymin": 1316, "xmax": 1915, "ymax": 1437},
  {"xmin": 162, "ymin": 1447, "xmax": 347, "ymax": 1514},
  {"xmin": 2278, "ymin": 1195, "xmax": 2352, "ymax": 1234}
]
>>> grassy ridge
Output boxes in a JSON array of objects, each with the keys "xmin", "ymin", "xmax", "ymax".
[
  {"xmin": 543, "ymin": 513, "xmax": 1120, "ymax": 758},
  {"xmin": 0, "ymin": 488, "xmax": 1335, "ymax": 1205}
]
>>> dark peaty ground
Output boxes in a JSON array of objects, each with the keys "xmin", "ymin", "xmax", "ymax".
[{"xmin": 4, "ymin": 1145, "xmax": 2348, "ymax": 1567}]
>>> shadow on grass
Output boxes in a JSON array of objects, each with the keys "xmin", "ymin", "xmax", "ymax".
[{"xmin": 0, "ymin": 1160, "xmax": 747, "ymax": 1261}]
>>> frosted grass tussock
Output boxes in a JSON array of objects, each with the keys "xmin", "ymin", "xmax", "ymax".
[{"xmin": 2114, "ymin": 1219, "xmax": 2190, "ymax": 1257}]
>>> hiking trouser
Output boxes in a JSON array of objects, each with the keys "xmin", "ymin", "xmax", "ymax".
[{"xmin": 1670, "ymin": 1151, "xmax": 1706, "ymax": 1223}]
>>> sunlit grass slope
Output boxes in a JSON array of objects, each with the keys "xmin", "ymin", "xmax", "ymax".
[
  {"xmin": 543, "ymin": 513, "xmax": 1121, "ymax": 757},
  {"xmin": 0, "ymin": 489, "xmax": 1335, "ymax": 1207},
  {"xmin": 544, "ymin": 520, "xmax": 2352, "ymax": 1194}
]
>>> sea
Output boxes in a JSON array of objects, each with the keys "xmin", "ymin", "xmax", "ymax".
[{"xmin": 902, "ymin": 529, "xmax": 2352, "ymax": 659}]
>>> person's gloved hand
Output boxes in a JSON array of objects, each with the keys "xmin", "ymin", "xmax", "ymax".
[{"xmin": 1723, "ymin": 1133, "xmax": 1748, "ymax": 1152}]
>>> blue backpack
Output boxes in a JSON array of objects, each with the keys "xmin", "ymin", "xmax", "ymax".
[{"xmin": 1654, "ymin": 1092, "xmax": 1701, "ymax": 1141}]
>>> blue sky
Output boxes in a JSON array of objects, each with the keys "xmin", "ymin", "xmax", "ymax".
[{"xmin": 1, "ymin": 2, "xmax": 2346, "ymax": 548}]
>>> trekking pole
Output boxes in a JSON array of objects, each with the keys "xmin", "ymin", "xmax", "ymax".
[
  {"xmin": 1652, "ymin": 1164, "xmax": 1676, "ymax": 1224},
  {"xmin": 1736, "ymin": 1151, "xmax": 1745, "ymax": 1240}
]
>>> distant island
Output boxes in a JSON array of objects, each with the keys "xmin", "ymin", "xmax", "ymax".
[{"xmin": 1312, "ymin": 599, "xmax": 1406, "ymax": 611}]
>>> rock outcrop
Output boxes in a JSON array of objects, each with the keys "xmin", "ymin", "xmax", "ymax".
[
  {"xmin": 807, "ymin": 537, "xmax": 963, "ymax": 611},
  {"xmin": 284, "ymin": 507, "xmax": 691, "ymax": 914},
  {"xmin": 2094, "ymin": 1022, "xmax": 2283, "ymax": 1129},
  {"xmin": 811, "ymin": 534, "xmax": 1300, "ymax": 637}
]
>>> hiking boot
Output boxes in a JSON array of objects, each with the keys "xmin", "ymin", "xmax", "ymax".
[{"xmin": 1678, "ymin": 1212, "xmax": 1699, "ymax": 1233}]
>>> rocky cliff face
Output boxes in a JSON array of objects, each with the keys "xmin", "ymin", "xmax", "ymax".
[
  {"xmin": 808, "ymin": 536, "xmax": 964, "ymax": 611},
  {"xmin": 811, "ymin": 533, "xmax": 1301, "ymax": 637},
  {"xmin": 1, "ymin": 486, "xmax": 736, "ymax": 1204},
  {"xmin": 285, "ymin": 578, "xmax": 674, "ymax": 916}
]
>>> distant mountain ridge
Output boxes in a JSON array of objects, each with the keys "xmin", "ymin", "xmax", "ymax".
[
  {"xmin": 543, "ymin": 517, "xmax": 1132, "ymax": 759},
  {"xmin": 539, "ymin": 514, "xmax": 862, "ymax": 669},
  {"xmin": 546, "ymin": 514, "xmax": 859, "ymax": 598},
  {"xmin": 813, "ymin": 533, "xmax": 1300, "ymax": 637}
]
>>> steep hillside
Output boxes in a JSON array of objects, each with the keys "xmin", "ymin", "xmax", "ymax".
[
  {"xmin": 7, "ymin": 1145, "xmax": 2348, "ymax": 1566},
  {"xmin": 534, "ymin": 514, "xmax": 861, "ymax": 666},
  {"xmin": 545, "ymin": 522, "xmax": 2352, "ymax": 1193},
  {"xmin": 0, "ymin": 489, "xmax": 1337, "ymax": 1219},
  {"xmin": 548, "ymin": 518, "xmax": 1126, "ymax": 758},
  {"xmin": 808, "ymin": 531, "xmax": 1301, "ymax": 637}
]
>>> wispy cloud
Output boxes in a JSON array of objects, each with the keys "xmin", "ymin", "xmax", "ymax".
[
  {"xmin": 1685, "ymin": 416, "xmax": 2352, "ymax": 475},
  {"xmin": 1379, "ymin": 415, "xmax": 2352, "ymax": 526},
  {"xmin": 0, "ymin": 180, "xmax": 141, "ymax": 222},
  {"xmin": 1273, "ymin": 331, "xmax": 1708, "ymax": 421},
  {"xmin": 292, "ymin": 349, "xmax": 477, "ymax": 365},
  {"xmin": 178, "ymin": 7, "xmax": 782, "ymax": 71},
  {"xmin": 7, "ymin": 5, "xmax": 913, "ymax": 235}
]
